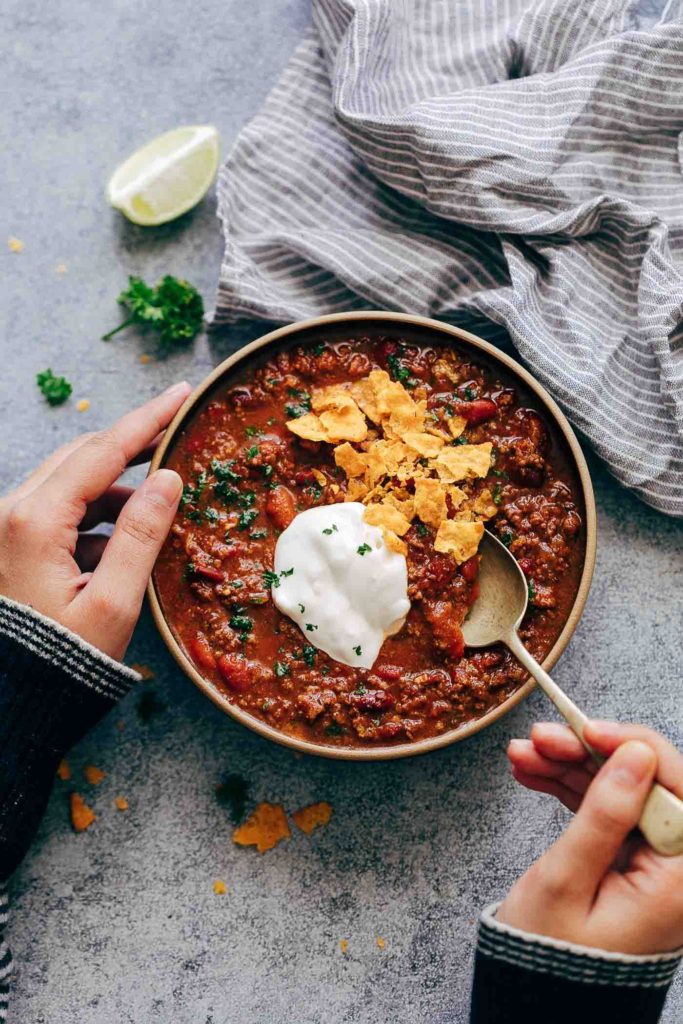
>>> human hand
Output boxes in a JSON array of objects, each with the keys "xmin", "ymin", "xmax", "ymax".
[
  {"xmin": 0, "ymin": 382, "xmax": 192, "ymax": 662},
  {"xmin": 499, "ymin": 721, "xmax": 683, "ymax": 955}
]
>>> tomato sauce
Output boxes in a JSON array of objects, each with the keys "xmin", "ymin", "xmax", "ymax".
[{"xmin": 153, "ymin": 335, "xmax": 586, "ymax": 747}]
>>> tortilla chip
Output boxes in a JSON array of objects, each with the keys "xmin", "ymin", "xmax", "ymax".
[
  {"xmin": 233, "ymin": 802, "xmax": 291, "ymax": 854},
  {"xmin": 84, "ymin": 764, "xmax": 105, "ymax": 785},
  {"xmin": 70, "ymin": 792, "xmax": 96, "ymax": 833},
  {"xmin": 349, "ymin": 375, "xmax": 383, "ymax": 424},
  {"xmin": 402, "ymin": 431, "xmax": 445, "ymax": 458},
  {"xmin": 434, "ymin": 520, "xmax": 485, "ymax": 563},
  {"xmin": 432, "ymin": 358, "xmax": 460, "ymax": 384},
  {"xmin": 383, "ymin": 492, "xmax": 415, "ymax": 521},
  {"xmin": 433, "ymin": 443, "xmax": 493, "ymax": 483},
  {"xmin": 448, "ymin": 486, "xmax": 468, "ymax": 510},
  {"xmin": 312, "ymin": 469, "xmax": 327, "ymax": 487},
  {"xmin": 383, "ymin": 530, "xmax": 408, "ymax": 555},
  {"xmin": 313, "ymin": 386, "xmax": 368, "ymax": 443},
  {"xmin": 346, "ymin": 478, "xmax": 370, "ymax": 501},
  {"xmin": 334, "ymin": 442, "xmax": 367, "ymax": 479},
  {"xmin": 292, "ymin": 801, "xmax": 333, "ymax": 834},
  {"xmin": 470, "ymin": 487, "xmax": 498, "ymax": 519},
  {"xmin": 340, "ymin": 939, "xmax": 348, "ymax": 954},
  {"xmin": 363, "ymin": 503, "xmax": 412, "ymax": 537},
  {"xmin": 414, "ymin": 478, "xmax": 448, "ymax": 529},
  {"xmin": 447, "ymin": 415, "xmax": 467, "ymax": 439},
  {"xmin": 286, "ymin": 412, "xmax": 329, "ymax": 442}
]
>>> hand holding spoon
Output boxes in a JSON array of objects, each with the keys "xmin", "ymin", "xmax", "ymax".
[{"xmin": 462, "ymin": 530, "xmax": 683, "ymax": 856}]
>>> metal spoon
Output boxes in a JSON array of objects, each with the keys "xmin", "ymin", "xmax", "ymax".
[{"xmin": 462, "ymin": 530, "xmax": 683, "ymax": 857}]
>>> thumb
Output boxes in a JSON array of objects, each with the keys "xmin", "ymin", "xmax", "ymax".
[
  {"xmin": 76, "ymin": 469, "xmax": 182, "ymax": 657},
  {"xmin": 542, "ymin": 740, "xmax": 657, "ymax": 896}
]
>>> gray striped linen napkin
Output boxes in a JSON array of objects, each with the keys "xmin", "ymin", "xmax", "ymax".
[{"xmin": 214, "ymin": 0, "xmax": 683, "ymax": 516}]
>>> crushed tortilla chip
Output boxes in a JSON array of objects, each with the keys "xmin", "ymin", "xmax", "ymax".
[
  {"xmin": 8, "ymin": 237, "xmax": 23, "ymax": 253},
  {"xmin": 292, "ymin": 801, "xmax": 333, "ymax": 834},
  {"xmin": 340, "ymin": 939, "xmax": 348, "ymax": 954},
  {"xmin": 114, "ymin": 796, "xmax": 129, "ymax": 811},
  {"xmin": 447, "ymin": 414, "xmax": 467, "ymax": 439},
  {"xmin": 363, "ymin": 503, "xmax": 411, "ymax": 537},
  {"xmin": 84, "ymin": 764, "xmax": 105, "ymax": 785},
  {"xmin": 383, "ymin": 530, "xmax": 407, "ymax": 556},
  {"xmin": 312, "ymin": 386, "xmax": 368, "ymax": 442},
  {"xmin": 213, "ymin": 879, "xmax": 227, "ymax": 895},
  {"xmin": 382, "ymin": 492, "xmax": 415, "ymax": 521},
  {"xmin": 402, "ymin": 431, "xmax": 445, "ymax": 458},
  {"xmin": 70, "ymin": 793, "xmax": 96, "ymax": 832},
  {"xmin": 334, "ymin": 442, "xmax": 367, "ymax": 479},
  {"xmin": 470, "ymin": 487, "xmax": 498, "ymax": 519},
  {"xmin": 433, "ymin": 443, "xmax": 492, "ymax": 483},
  {"xmin": 286, "ymin": 412, "xmax": 330, "ymax": 442},
  {"xmin": 346, "ymin": 477, "xmax": 370, "ymax": 501},
  {"xmin": 76, "ymin": 399, "xmax": 90, "ymax": 413},
  {"xmin": 233, "ymin": 802, "xmax": 291, "ymax": 854},
  {"xmin": 311, "ymin": 468, "xmax": 327, "ymax": 487},
  {"xmin": 434, "ymin": 520, "xmax": 484, "ymax": 564},
  {"xmin": 57, "ymin": 759, "xmax": 71, "ymax": 781},
  {"xmin": 131, "ymin": 662, "xmax": 155, "ymax": 680},
  {"xmin": 376, "ymin": 937, "xmax": 386, "ymax": 950},
  {"xmin": 414, "ymin": 478, "xmax": 448, "ymax": 530}
]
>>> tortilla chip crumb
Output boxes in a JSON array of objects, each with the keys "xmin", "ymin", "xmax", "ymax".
[
  {"xmin": 233, "ymin": 802, "xmax": 291, "ymax": 853},
  {"xmin": 57, "ymin": 759, "xmax": 71, "ymax": 781},
  {"xmin": 76, "ymin": 399, "xmax": 90, "ymax": 413},
  {"xmin": 114, "ymin": 796, "xmax": 129, "ymax": 811},
  {"xmin": 447, "ymin": 414, "xmax": 467, "ymax": 439},
  {"xmin": 84, "ymin": 764, "xmax": 106, "ymax": 785},
  {"xmin": 434, "ymin": 520, "xmax": 484, "ymax": 564},
  {"xmin": 363, "ymin": 503, "xmax": 411, "ymax": 537},
  {"xmin": 8, "ymin": 237, "xmax": 23, "ymax": 253},
  {"xmin": 340, "ymin": 939, "xmax": 348, "ymax": 954},
  {"xmin": 130, "ymin": 662, "xmax": 155, "ymax": 680},
  {"xmin": 311, "ymin": 468, "xmax": 327, "ymax": 487},
  {"xmin": 292, "ymin": 801, "xmax": 333, "ymax": 834},
  {"xmin": 70, "ymin": 793, "xmax": 96, "ymax": 832},
  {"xmin": 376, "ymin": 937, "xmax": 386, "ymax": 950},
  {"xmin": 139, "ymin": 353, "xmax": 152, "ymax": 364},
  {"xmin": 56, "ymin": 262, "xmax": 67, "ymax": 274},
  {"xmin": 213, "ymin": 879, "xmax": 227, "ymax": 895}
]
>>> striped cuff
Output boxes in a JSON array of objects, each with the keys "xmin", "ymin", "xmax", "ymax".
[
  {"xmin": 479, "ymin": 903, "xmax": 683, "ymax": 989},
  {"xmin": 0, "ymin": 596, "xmax": 139, "ymax": 700}
]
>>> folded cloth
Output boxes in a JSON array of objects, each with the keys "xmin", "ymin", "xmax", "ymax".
[{"xmin": 214, "ymin": 0, "xmax": 683, "ymax": 516}]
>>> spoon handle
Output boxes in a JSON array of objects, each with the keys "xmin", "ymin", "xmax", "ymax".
[{"xmin": 505, "ymin": 631, "xmax": 683, "ymax": 857}]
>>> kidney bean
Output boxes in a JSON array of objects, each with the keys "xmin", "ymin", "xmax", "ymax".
[
  {"xmin": 217, "ymin": 654, "xmax": 253, "ymax": 693},
  {"xmin": 459, "ymin": 555, "xmax": 480, "ymax": 583},
  {"xmin": 189, "ymin": 632, "xmax": 217, "ymax": 671},
  {"xmin": 349, "ymin": 689, "xmax": 395, "ymax": 712},
  {"xmin": 456, "ymin": 399, "xmax": 497, "ymax": 425},
  {"xmin": 374, "ymin": 664, "xmax": 403, "ymax": 681},
  {"xmin": 265, "ymin": 486, "xmax": 296, "ymax": 530},
  {"xmin": 194, "ymin": 564, "xmax": 225, "ymax": 582}
]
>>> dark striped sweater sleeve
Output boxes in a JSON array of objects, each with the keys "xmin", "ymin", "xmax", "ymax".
[
  {"xmin": 0, "ymin": 595, "xmax": 138, "ymax": 1021},
  {"xmin": 470, "ymin": 902, "xmax": 682, "ymax": 1024}
]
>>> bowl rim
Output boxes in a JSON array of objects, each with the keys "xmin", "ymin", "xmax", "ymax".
[{"xmin": 147, "ymin": 311, "xmax": 597, "ymax": 761}]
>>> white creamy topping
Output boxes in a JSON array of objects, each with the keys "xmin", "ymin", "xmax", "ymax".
[{"xmin": 271, "ymin": 502, "xmax": 410, "ymax": 669}]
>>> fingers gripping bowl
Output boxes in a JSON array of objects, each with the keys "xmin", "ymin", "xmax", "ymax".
[{"xmin": 149, "ymin": 313, "xmax": 596, "ymax": 761}]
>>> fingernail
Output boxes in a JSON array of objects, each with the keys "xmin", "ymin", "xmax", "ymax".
[
  {"xmin": 146, "ymin": 469, "xmax": 183, "ymax": 507},
  {"xmin": 162, "ymin": 381, "xmax": 191, "ymax": 398},
  {"xmin": 606, "ymin": 741, "xmax": 655, "ymax": 789},
  {"xmin": 507, "ymin": 739, "xmax": 525, "ymax": 755}
]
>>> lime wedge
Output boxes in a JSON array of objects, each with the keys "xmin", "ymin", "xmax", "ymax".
[{"xmin": 106, "ymin": 125, "xmax": 220, "ymax": 226}]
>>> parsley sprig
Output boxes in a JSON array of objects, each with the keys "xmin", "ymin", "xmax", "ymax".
[
  {"xmin": 102, "ymin": 275, "xmax": 204, "ymax": 349},
  {"xmin": 36, "ymin": 369, "xmax": 72, "ymax": 406}
]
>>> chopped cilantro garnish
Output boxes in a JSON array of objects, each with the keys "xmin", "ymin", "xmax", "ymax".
[
  {"xmin": 501, "ymin": 530, "xmax": 513, "ymax": 548},
  {"xmin": 182, "ymin": 561, "xmax": 196, "ymax": 580},
  {"xmin": 261, "ymin": 464, "xmax": 273, "ymax": 480},
  {"xmin": 230, "ymin": 614, "xmax": 253, "ymax": 633},
  {"xmin": 302, "ymin": 645, "xmax": 316, "ymax": 666},
  {"xmin": 204, "ymin": 507, "xmax": 220, "ymax": 523},
  {"xmin": 250, "ymin": 528, "xmax": 268, "ymax": 539},
  {"xmin": 307, "ymin": 484, "xmax": 323, "ymax": 501},
  {"xmin": 354, "ymin": 684, "xmax": 367, "ymax": 695},
  {"xmin": 181, "ymin": 483, "xmax": 196, "ymax": 506},
  {"xmin": 357, "ymin": 543, "xmax": 372, "ymax": 556},
  {"xmin": 285, "ymin": 403, "xmax": 311, "ymax": 419},
  {"xmin": 415, "ymin": 522, "xmax": 429, "ymax": 538},
  {"xmin": 527, "ymin": 580, "xmax": 536, "ymax": 603},
  {"xmin": 453, "ymin": 436, "xmax": 469, "ymax": 446},
  {"xmin": 36, "ymin": 369, "xmax": 72, "ymax": 406},
  {"xmin": 492, "ymin": 484, "xmax": 503, "ymax": 506},
  {"xmin": 280, "ymin": 567, "xmax": 294, "ymax": 578},
  {"xmin": 387, "ymin": 353, "xmax": 412, "ymax": 386},
  {"xmin": 239, "ymin": 490, "xmax": 256, "ymax": 508},
  {"xmin": 298, "ymin": 603, "xmax": 305, "ymax": 614},
  {"xmin": 263, "ymin": 570, "xmax": 280, "ymax": 589},
  {"xmin": 464, "ymin": 386, "xmax": 476, "ymax": 400},
  {"xmin": 274, "ymin": 661, "xmax": 290, "ymax": 678},
  {"xmin": 213, "ymin": 481, "xmax": 240, "ymax": 505},
  {"xmin": 245, "ymin": 444, "xmax": 259, "ymax": 460},
  {"xmin": 353, "ymin": 645, "xmax": 362, "ymax": 657},
  {"xmin": 306, "ymin": 623, "xmax": 318, "ymax": 632},
  {"xmin": 325, "ymin": 721, "xmax": 343, "ymax": 737},
  {"xmin": 184, "ymin": 508, "xmax": 201, "ymax": 522},
  {"xmin": 313, "ymin": 343, "xmax": 325, "ymax": 356},
  {"xmin": 237, "ymin": 509, "xmax": 258, "ymax": 530},
  {"xmin": 245, "ymin": 425, "xmax": 262, "ymax": 437},
  {"xmin": 322, "ymin": 524, "xmax": 338, "ymax": 535},
  {"xmin": 211, "ymin": 459, "xmax": 241, "ymax": 483},
  {"xmin": 232, "ymin": 580, "xmax": 244, "ymax": 589}
]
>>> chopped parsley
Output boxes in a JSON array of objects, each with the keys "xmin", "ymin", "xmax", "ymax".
[
  {"xmin": 387, "ymin": 353, "xmax": 412, "ymax": 386},
  {"xmin": 492, "ymin": 484, "xmax": 503, "ymax": 506},
  {"xmin": 280, "ymin": 567, "xmax": 294, "ymax": 578},
  {"xmin": 211, "ymin": 459, "xmax": 241, "ymax": 484},
  {"xmin": 239, "ymin": 490, "xmax": 256, "ymax": 509},
  {"xmin": 307, "ymin": 484, "xmax": 323, "ymax": 501},
  {"xmin": 313, "ymin": 343, "xmax": 326, "ymax": 356},
  {"xmin": 527, "ymin": 580, "xmax": 536, "ymax": 603},
  {"xmin": 324, "ymin": 722, "xmax": 343, "ymax": 737},
  {"xmin": 263, "ymin": 570, "xmax": 280, "ymax": 589},
  {"xmin": 501, "ymin": 530, "xmax": 513, "ymax": 548},
  {"xmin": 415, "ymin": 522, "xmax": 429, "ymax": 538},
  {"xmin": 204, "ymin": 507, "xmax": 220, "ymax": 523},
  {"xmin": 102, "ymin": 274, "xmax": 204, "ymax": 349},
  {"xmin": 298, "ymin": 603, "xmax": 305, "ymax": 614},
  {"xmin": 453, "ymin": 436, "xmax": 469, "ymax": 446},
  {"xmin": 285, "ymin": 389, "xmax": 312, "ymax": 419},
  {"xmin": 250, "ymin": 528, "xmax": 268, "ymax": 539},
  {"xmin": 230, "ymin": 614, "xmax": 253, "ymax": 633},
  {"xmin": 354, "ymin": 684, "xmax": 367, "ymax": 696},
  {"xmin": 463, "ymin": 386, "xmax": 476, "ymax": 400},
  {"xmin": 353, "ymin": 645, "xmax": 362, "ymax": 657},
  {"xmin": 237, "ymin": 509, "xmax": 258, "ymax": 530},
  {"xmin": 322, "ymin": 524, "xmax": 339, "ymax": 535},
  {"xmin": 245, "ymin": 445, "xmax": 259, "ymax": 460},
  {"xmin": 273, "ymin": 661, "xmax": 290, "ymax": 678},
  {"xmin": 245, "ymin": 425, "xmax": 262, "ymax": 437},
  {"xmin": 36, "ymin": 369, "xmax": 72, "ymax": 406},
  {"xmin": 305, "ymin": 623, "xmax": 318, "ymax": 632},
  {"xmin": 302, "ymin": 645, "xmax": 316, "ymax": 666},
  {"xmin": 357, "ymin": 543, "xmax": 372, "ymax": 556},
  {"xmin": 182, "ymin": 561, "xmax": 196, "ymax": 580}
]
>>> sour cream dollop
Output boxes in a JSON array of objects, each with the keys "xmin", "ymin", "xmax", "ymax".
[{"xmin": 271, "ymin": 502, "xmax": 410, "ymax": 669}]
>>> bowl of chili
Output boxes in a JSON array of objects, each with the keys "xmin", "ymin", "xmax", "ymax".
[{"xmin": 148, "ymin": 312, "xmax": 596, "ymax": 760}]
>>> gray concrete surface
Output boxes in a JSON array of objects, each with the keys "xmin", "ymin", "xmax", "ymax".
[{"xmin": 2, "ymin": 1, "xmax": 682, "ymax": 1021}]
